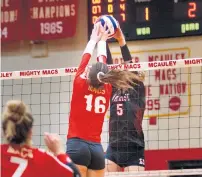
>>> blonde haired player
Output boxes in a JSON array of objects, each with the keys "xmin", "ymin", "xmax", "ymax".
[{"xmin": 1, "ymin": 100, "xmax": 80, "ymax": 177}]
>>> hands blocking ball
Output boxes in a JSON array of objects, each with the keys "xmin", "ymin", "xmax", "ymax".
[
  {"xmin": 91, "ymin": 15, "xmax": 125, "ymax": 44},
  {"xmin": 95, "ymin": 15, "xmax": 119, "ymax": 39}
]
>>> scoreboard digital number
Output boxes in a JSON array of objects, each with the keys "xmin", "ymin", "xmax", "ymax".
[{"xmin": 88, "ymin": 0, "xmax": 202, "ymax": 41}]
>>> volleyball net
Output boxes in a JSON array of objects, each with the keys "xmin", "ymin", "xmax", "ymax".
[{"xmin": 1, "ymin": 58, "xmax": 202, "ymax": 176}]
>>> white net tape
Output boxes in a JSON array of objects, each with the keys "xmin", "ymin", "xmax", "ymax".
[
  {"xmin": 1, "ymin": 58, "xmax": 202, "ymax": 177},
  {"xmin": 1, "ymin": 58, "xmax": 202, "ymax": 80},
  {"xmin": 106, "ymin": 169, "xmax": 202, "ymax": 177}
]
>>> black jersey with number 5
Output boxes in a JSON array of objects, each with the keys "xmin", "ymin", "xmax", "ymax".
[{"xmin": 109, "ymin": 80, "xmax": 145, "ymax": 147}]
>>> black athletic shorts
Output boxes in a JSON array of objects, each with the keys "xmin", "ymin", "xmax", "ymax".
[
  {"xmin": 105, "ymin": 145, "xmax": 145, "ymax": 168},
  {"xmin": 66, "ymin": 138, "xmax": 105, "ymax": 170}
]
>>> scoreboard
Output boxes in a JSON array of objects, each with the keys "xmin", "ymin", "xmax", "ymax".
[
  {"xmin": 88, "ymin": 0, "xmax": 202, "ymax": 41},
  {"xmin": 1, "ymin": 0, "xmax": 78, "ymax": 42}
]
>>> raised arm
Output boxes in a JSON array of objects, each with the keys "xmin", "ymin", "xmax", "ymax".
[
  {"xmin": 120, "ymin": 44, "xmax": 132, "ymax": 63},
  {"xmin": 106, "ymin": 28, "xmax": 132, "ymax": 65},
  {"xmin": 116, "ymin": 27, "xmax": 145, "ymax": 80},
  {"xmin": 114, "ymin": 27, "xmax": 132, "ymax": 63},
  {"xmin": 106, "ymin": 43, "xmax": 113, "ymax": 64},
  {"xmin": 75, "ymin": 24, "xmax": 102, "ymax": 79},
  {"xmin": 97, "ymin": 25, "xmax": 111, "ymax": 64},
  {"xmin": 75, "ymin": 40, "xmax": 97, "ymax": 78},
  {"xmin": 44, "ymin": 152, "xmax": 80, "ymax": 177},
  {"xmin": 44, "ymin": 133, "xmax": 80, "ymax": 177},
  {"xmin": 97, "ymin": 40, "xmax": 107, "ymax": 64}
]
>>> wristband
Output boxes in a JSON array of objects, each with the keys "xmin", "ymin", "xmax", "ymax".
[
  {"xmin": 57, "ymin": 153, "xmax": 71, "ymax": 164},
  {"xmin": 120, "ymin": 44, "xmax": 132, "ymax": 62}
]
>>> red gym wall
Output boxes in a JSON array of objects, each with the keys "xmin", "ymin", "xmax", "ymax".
[{"xmin": 145, "ymin": 148, "xmax": 202, "ymax": 170}]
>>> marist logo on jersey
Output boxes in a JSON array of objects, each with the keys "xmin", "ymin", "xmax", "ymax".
[
  {"xmin": 88, "ymin": 86, "xmax": 105, "ymax": 94},
  {"xmin": 112, "ymin": 93, "xmax": 130, "ymax": 102}
]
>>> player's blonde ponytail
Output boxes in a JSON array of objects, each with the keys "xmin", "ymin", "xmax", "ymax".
[{"xmin": 2, "ymin": 100, "xmax": 33, "ymax": 145}]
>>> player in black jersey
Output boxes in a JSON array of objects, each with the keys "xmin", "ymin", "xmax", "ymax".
[{"xmin": 105, "ymin": 27, "xmax": 146, "ymax": 172}]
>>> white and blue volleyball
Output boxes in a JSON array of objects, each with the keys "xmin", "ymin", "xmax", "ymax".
[{"xmin": 95, "ymin": 15, "xmax": 119, "ymax": 39}]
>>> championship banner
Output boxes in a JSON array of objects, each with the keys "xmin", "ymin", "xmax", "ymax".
[
  {"xmin": 26, "ymin": 0, "xmax": 78, "ymax": 40},
  {"xmin": 111, "ymin": 48, "xmax": 191, "ymax": 118},
  {"xmin": 1, "ymin": 0, "xmax": 23, "ymax": 42}
]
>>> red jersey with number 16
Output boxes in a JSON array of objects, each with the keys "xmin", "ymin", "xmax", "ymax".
[{"xmin": 67, "ymin": 53, "xmax": 112, "ymax": 143}]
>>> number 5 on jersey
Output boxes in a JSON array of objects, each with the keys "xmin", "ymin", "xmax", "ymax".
[
  {"xmin": 117, "ymin": 103, "xmax": 123, "ymax": 116},
  {"xmin": 85, "ymin": 94, "xmax": 106, "ymax": 113}
]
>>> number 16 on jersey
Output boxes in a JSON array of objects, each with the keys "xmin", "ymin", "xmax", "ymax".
[{"xmin": 85, "ymin": 94, "xmax": 106, "ymax": 113}]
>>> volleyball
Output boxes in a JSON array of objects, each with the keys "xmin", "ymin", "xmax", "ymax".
[{"xmin": 95, "ymin": 15, "xmax": 119, "ymax": 39}]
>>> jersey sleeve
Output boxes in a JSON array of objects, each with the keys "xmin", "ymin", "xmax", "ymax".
[
  {"xmin": 97, "ymin": 41, "xmax": 107, "ymax": 64},
  {"xmin": 75, "ymin": 53, "xmax": 91, "ymax": 80},
  {"xmin": 44, "ymin": 152, "xmax": 79, "ymax": 177},
  {"xmin": 57, "ymin": 154, "xmax": 80, "ymax": 177},
  {"xmin": 75, "ymin": 40, "xmax": 97, "ymax": 79}
]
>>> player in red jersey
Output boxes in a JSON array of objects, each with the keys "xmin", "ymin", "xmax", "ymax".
[
  {"xmin": 1, "ymin": 100, "xmax": 80, "ymax": 177},
  {"xmin": 66, "ymin": 24, "xmax": 138, "ymax": 177}
]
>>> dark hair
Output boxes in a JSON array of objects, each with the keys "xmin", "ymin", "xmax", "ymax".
[
  {"xmin": 88, "ymin": 62, "xmax": 142, "ymax": 91},
  {"xmin": 2, "ymin": 100, "xmax": 33, "ymax": 144}
]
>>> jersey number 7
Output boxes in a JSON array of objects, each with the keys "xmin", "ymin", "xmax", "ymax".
[
  {"xmin": 85, "ymin": 94, "xmax": 106, "ymax": 113},
  {"xmin": 10, "ymin": 156, "xmax": 28, "ymax": 177}
]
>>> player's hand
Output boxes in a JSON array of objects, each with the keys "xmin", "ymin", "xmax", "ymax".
[
  {"xmin": 100, "ymin": 23, "xmax": 111, "ymax": 41},
  {"xmin": 90, "ymin": 23, "xmax": 102, "ymax": 43},
  {"xmin": 113, "ymin": 25, "xmax": 126, "ymax": 46},
  {"xmin": 44, "ymin": 132, "xmax": 65, "ymax": 156}
]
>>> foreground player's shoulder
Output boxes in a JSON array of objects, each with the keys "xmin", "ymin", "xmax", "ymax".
[
  {"xmin": 1, "ymin": 144, "xmax": 8, "ymax": 149},
  {"xmin": 36, "ymin": 148, "xmax": 53, "ymax": 157},
  {"xmin": 1, "ymin": 144, "xmax": 9, "ymax": 154},
  {"xmin": 34, "ymin": 149, "xmax": 74, "ymax": 177},
  {"xmin": 31, "ymin": 148, "xmax": 50, "ymax": 161},
  {"xmin": 37, "ymin": 148, "xmax": 72, "ymax": 166}
]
